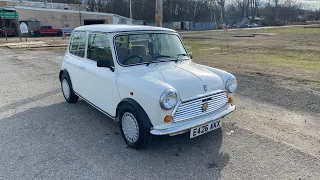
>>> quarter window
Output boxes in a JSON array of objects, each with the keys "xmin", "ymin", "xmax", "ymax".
[
  {"xmin": 69, "ymin": 32, "xmax": 86, "ymax": 58},
  {"xmin": 87, "ymin": 33, "xmax": 114, "ymax": 66}
]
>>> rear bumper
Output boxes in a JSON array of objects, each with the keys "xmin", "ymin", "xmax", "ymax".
[{"xmin": 150, "ymin": 104, "xmax": 235, "ymax": 135}]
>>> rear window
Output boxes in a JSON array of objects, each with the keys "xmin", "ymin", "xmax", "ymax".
[
  {"xmin": 69, "ymin": 31, "xmax": 87, "ymax": 58},
  {"xmin": 41, "ymin": 26, "xmax": 51, "ymax": 29},
  {"xmin": 3, "ymin": 28, "xmax": 14, "ymax": 30}
]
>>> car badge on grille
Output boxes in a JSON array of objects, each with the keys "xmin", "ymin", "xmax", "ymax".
[
  {"xmin": 203, "ymin": 85, "xmax": 208, "ymax": 91},
  {"xmin": 201, "ymin": 103, "xmax": 208, "ymax": 112}
]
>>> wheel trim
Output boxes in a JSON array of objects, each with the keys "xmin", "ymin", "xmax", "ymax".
[
  {"xmin": 62, "ymin": 79, "xmax": 71, "ymax": 99},
  {"xmin": 122, "ymin": 112, "xmax": 139, "ymax": 143}
]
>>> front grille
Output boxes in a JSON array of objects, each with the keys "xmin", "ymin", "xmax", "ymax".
[{"xmin": 173, "ymin": 91, "xmax": 228, "ymax": 122}]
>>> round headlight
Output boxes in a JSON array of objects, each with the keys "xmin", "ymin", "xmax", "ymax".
[
  {"xmin": 160, "ymin": 89, "xmax": 177, "ymax": 110},
  {"xmin": 226, "ymin": 76, "xmax": 237, "ymax": 93}
]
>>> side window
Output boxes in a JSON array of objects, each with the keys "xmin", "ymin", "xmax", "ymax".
[
  {"xmin": 87, "ymin": 33, "xmax": 114, "ymax": 66},
  {"xmin": 69, "ymin": 32, "xmax": 86, "ymax": 58}
]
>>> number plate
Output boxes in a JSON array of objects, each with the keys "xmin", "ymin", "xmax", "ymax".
[{"xmin": 190, "ymin": 119, "xmax": 222, "ymax": 138}]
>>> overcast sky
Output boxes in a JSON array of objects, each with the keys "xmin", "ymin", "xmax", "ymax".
[
  {"xmin": 227, "ymin": 0, "xmax": 320, "ymax": 10},
  {"xmin": 300, "ymin": 0, "xmax": 320, "ymax": 9}
]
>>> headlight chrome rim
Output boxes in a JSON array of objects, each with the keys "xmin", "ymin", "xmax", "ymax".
[
  {"xmin": 226, "ymin": 76, "xmax": 237, "ymax": 93},
  {"xmin": 160, "ymin": 89, "xmax": 178, "ymax": 110}
]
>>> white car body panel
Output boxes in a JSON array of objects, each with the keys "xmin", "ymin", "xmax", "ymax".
[
  {"xmin": 116, "ymin": 60, "xmax": 230, "ymax": 130},
  {"xmin": 79, "ymin": 59, "xmax": 119, "ymax": 116},
  {"xmin": 60, "ymin": 25, "xmax": 236, "ymax": 135},
  {"xmin": 61, "ymin": 54, "xmax": 84, "ymax": 94}
]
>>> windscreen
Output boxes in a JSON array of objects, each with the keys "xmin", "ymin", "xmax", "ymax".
[{"xmin": 115, "ymin": 33, "xmax": 188, "ymax": 66}]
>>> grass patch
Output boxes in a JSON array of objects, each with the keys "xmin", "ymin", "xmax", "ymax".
[
  {"xmin": 182, "ymin": 27, "xmax": 320, "ymax": 86},
  {"xmin": 247, "ymin": 27, "xmax": 320, "ymax": 35}
]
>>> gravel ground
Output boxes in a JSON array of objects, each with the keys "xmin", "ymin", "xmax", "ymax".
[{"xmin": 0, "ymin": 49, "xmax": 319, "ymax": 180}]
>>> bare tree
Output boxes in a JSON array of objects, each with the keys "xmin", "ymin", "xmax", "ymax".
[
  {"xmin": 236, "ymin": 0, "xmax": 250, "ymax": 18},
  {"xmin": 80, "ymin": 0, "xmax": 314, "ymax": 26},
  {"xmin": 217, "ymin": 0, "xmax": 226, "ymax": 22},
  {"xmin": 250, "ymin": 0, "xmax": 260, "ymax": 22},
  {"xmin": 41, "ymin": 0, "xmax": 81, "ymax": 4}
]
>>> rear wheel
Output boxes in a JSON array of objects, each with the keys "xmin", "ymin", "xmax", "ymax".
[
  {"xmin": 119, "ymin": 104, "xmax": 151, "ymax": 149},
  {"xmin": 34, "ymin": 31, "xmax": 40, "ymax": 37},
  {"xmin": 61, "ymin": 74, "xmax": 78, "ymax": 103},
  {"xmin": 56, "ymin": 31, "xmax": 62, "ymax": 37}
]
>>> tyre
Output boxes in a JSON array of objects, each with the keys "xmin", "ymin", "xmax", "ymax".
[
  {"xmin": 34, "ymin": 31, "xmax": 40, "ymax": 37},
  {"xmin": 61, "ymin": 73, "xmax": 79, "ymax": 103},
  {"xmin": 56, "ymin": 31, "xmax": 62, "ymax": 37},
  {"xmin": 119, "ymin": 104, "xmax": 151, "ymax": 149}
]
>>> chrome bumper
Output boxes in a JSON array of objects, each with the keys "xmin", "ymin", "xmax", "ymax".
[{"xmin": 150, "ymin": 104, "xmax": 235, "ymax": 135}]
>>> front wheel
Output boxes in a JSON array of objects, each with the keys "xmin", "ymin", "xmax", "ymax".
[{"xmin": 119, "ymin": 104, "xmax": 151, "ymax": 149}]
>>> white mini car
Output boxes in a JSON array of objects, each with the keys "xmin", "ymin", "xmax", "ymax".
[{"xmin": 59, "ymin": 25, "xmax": 237, "ymax": 149}]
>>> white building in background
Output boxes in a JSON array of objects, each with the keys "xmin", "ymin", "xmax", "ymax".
[{"xmin": 0, "ymin": 0, "xmax": 132, "ymax": 31}]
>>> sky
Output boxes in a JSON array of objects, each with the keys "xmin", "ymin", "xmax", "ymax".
[
  {"xmin": 300, "ymin": 0, "xmax": 320, "ymax": 10},
  {"xmin": 228, "ymin": 0, "xmax": 320, "ymax": 10}
]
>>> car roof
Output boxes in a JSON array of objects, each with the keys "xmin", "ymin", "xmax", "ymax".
[{"xmin": 74, "ymin": 24, "xmax": 176, "ymax": 33}]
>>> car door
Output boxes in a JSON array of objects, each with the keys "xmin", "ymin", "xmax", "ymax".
[
  {"xmin": 40, "ymin": 26, "xmax": 48, "ymax": 35},
  {"xmin": 47, "ymin": 26, "xmax": 54, "ymax": 36},
  {"xmin": 63, "ymin": 31, "xmax": 87, "ymax": 96},
  {"xmin": 80, "ymin": 32, "xmax": 118, "ymax": 116}
]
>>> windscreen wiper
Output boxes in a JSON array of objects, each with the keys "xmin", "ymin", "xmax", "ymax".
[
  {"xmin": 175, "ymin": 53, "xmax": 189, "ymax": 63},
  {"xmin": 146, "ymin": 55, "xmax": 175, "ymax": 66},
  {"xmin": 153, "ymin": 55, "xmax": 174, "ymax": 59},
  {"xmin": 146, "ymin": 60, "xmax": 157, "ymax": 66}
]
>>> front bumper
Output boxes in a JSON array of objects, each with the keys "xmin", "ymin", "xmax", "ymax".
[{"xmin": 150, "ymin": 104, "xmax": 235, "ymax": 135}]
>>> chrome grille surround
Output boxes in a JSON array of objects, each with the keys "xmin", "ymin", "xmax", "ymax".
[{"xmin": 172, "ymin": 90, "xmax": 228, "ymax": 123}]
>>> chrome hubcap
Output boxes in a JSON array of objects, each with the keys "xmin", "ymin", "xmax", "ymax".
[
  {"xmin": 121, "ymin": 112, "xmax": 139, "ymax": 143},
  {"xmin": 62, "ymin": 79, "xmax": 71, "ymax": 99}
]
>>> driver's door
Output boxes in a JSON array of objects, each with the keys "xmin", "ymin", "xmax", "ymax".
[{"xmin": 81, "ymin": 33, "xmax": 118, "ymax": 117}]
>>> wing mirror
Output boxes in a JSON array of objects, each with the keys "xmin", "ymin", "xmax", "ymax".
[
  {"xmin": 188, "ymin": 52, "xmax": 193, "ymax": 59},
  {"xmin": 97, "ymin": 60, "xmax": 114, "ymax": 72}
]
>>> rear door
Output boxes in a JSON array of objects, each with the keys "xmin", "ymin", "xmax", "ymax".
[
  {"xmin": 63, "ymin": 31, "xmax": 87, "ymax": 96},
  {"xmin": 80, "ymin": 32, "xmax": 118, "ymax": 116}
]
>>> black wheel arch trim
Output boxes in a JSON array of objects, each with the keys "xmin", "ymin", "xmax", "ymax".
[
  {"xmin": 59, "ymin": 69, "xmax": 69, "ymax": 81},
  {"xmin": 59, "ymin": 69, "xmax": 75, "ymax": 91},
  {"xmin": 117, "ymin": 98, "xmax": 153, "ymax": 128}
]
